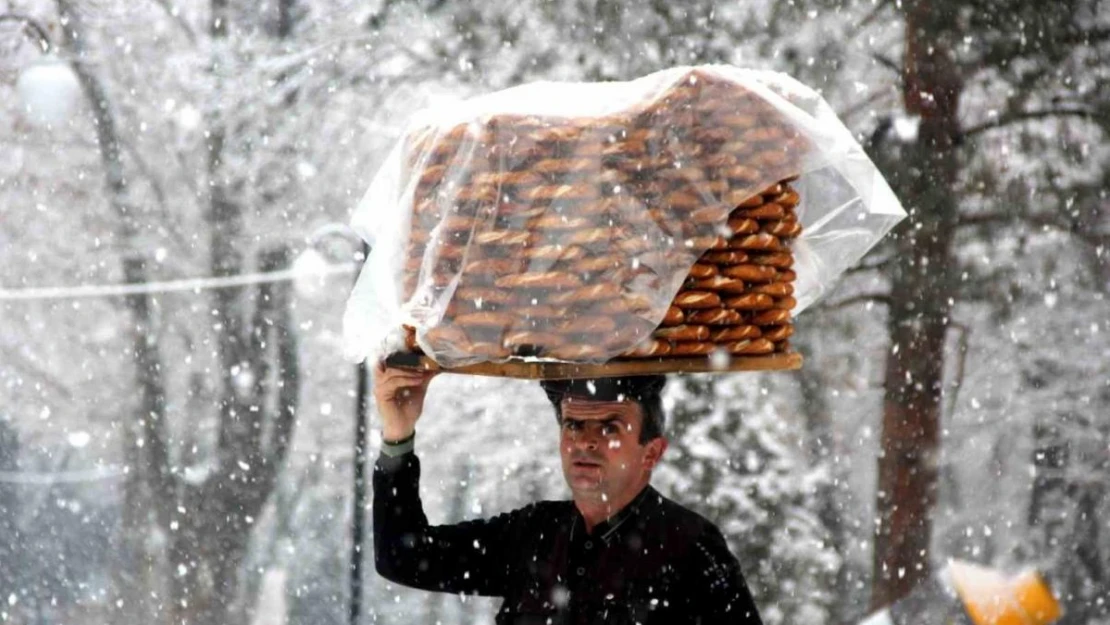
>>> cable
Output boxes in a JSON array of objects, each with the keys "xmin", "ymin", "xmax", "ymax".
[{"xmin": 0, "ymin": 263, "xmax": 358, "ymax": 302}]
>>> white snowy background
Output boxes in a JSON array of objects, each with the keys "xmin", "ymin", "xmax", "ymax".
[{"xmin": 1, "ymin": 1, "xmax": 1107, "ymax": 624}]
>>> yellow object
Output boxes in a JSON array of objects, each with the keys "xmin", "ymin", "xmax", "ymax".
[{"xmin": 948, "ymin": 560, "xmax": 1062, "ymax": 625}]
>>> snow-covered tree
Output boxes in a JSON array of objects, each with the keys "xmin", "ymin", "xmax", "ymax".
[{"xmin": 659, "ymin": 374, "xmax": 840, "ymax": 625}]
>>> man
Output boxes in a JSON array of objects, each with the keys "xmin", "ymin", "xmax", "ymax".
[{"xmin": 373, "ymin": 362, "xmax": 764, "ymax": 624}]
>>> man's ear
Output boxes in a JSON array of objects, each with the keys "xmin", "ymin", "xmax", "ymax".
[{"xmin": 643, "ymin": 437, "xmax": 668, "ymax": 470}]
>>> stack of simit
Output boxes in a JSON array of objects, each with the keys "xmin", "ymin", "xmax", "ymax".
[{"xmin": 398, "ymin": 68, "xmax": 807, "ymax": 364}]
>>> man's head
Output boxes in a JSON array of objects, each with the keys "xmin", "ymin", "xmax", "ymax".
[{"xmin": 540, "ymin": 376, "xmax": 668, "ymax": 505}]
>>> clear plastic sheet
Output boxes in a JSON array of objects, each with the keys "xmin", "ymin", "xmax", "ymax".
[{"xmin": 343, "ymin": 66, "xmax": 906, "ymax": 366}]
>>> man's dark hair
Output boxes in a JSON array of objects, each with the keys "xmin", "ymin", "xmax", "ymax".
[{"xmin": 539, "ymin": 375, "xmax": 666, "ymax": 444}]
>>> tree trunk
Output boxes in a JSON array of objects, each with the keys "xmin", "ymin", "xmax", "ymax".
[
  {"xmin": 53, "ymin": 2, "xmax": 177, "ymax": 621},
  {"xmin": 870, "ymin": 0, "xmax": 963, "ymax": 610}
]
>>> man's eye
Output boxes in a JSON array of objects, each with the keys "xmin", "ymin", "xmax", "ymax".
[
  {"xmin": 601, "ymin": 424, "xmax": 619, "ymax": 436},
  {"xmin": 563, "ymin": 421, "xmax": 582, "ymax": 432}
]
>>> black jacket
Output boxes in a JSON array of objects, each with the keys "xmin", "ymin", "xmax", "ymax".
[{"xmin": 374, "ymin": 452, "xmax": 764, "ymax": 624}]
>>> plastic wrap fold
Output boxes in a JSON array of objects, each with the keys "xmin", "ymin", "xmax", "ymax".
[{"xmin": 344, "ymin": 66, "xmax": 906, "ymax": 366}]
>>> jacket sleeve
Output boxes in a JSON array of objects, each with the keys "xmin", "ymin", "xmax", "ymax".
[
  {"xmin": 688, "ymin": 525, "xmax": 765, "ymax": 624},
  {"xmin": 373, "ymin": 452, "xmax": 519, "ymax": 597}
]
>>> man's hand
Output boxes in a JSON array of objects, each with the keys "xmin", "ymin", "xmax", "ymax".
[{"xmin": 373, "ymin": 362, "xmax": 438, "ymax": 442}]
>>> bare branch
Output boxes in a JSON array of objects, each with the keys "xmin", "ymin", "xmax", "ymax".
[
  {"xmin": 845, "ymin": 0, "xmax": 896, "ymax": 41},
  {"xmin": 959, "ymin": 107, "xmax": 1096, "ymax": 141},
  {"xmin": 816, "ymin": 292, "xmax": 893, "ymax": 312},
  {"xmin": 944, "ymin": 321, "xmax": 971, "ymax": 418},
  {"xmin": 147, "ymin": 0, "xmax": 197, "ymax": 44},
  {"xmin": 0, "ymin": 13, "xmax": 53, "ymax": 52},
  {"xmin": 871, "ymin": 53, "xmax": 901, "ymax": 76},
  {"xmin": 959, "ymin": 211, "xmax": 1109, "ymax": 248}
]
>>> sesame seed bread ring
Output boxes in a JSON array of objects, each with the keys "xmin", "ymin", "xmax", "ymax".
[
  {"xmin": 530, "ymin": 244, "xmax": 587, "ymax": 262},
  {"xmin": 684, "ymin": 275, "xmax": 747, "ymax": 294},
  {"xmin": 670, "ymin": 341, "xmax": 717, "ymax": 356},
  {"xmin": 685, "ymin": 308, "xmax": 744, "ymax": 326},
  {"xmin": 715, "ymin": 113, "xmax": 759, "ymax": 128},
  {"xmin": 734, "ymin": 203, "xmax": 786, "ymax": 220},
  {"xmin": 655, "ymin": 167, "xmax": 708, "ymax": 182},
  {"xmin": 741, "ymin": 127, "xmax": 785, "ymax": 143},
  {"xmin": 710, "ymin": 325, "xmax": 762, "ymax": 342},
  {"xmin": 546, "ymin": 344, "xmax": 609, "ymax": 360},
  {"xmin": 730, "ymin": 233, "xmax": 782, "ymax": 251},
  {"xmin": 653, "ymin": 324, "xmax": 711, "ymax": 342},
  {"xmin": 727, "ymin": 217, "xmax": 761, "ymax": 235},
  {"xmin": 687, "ymin": 263, "xmax": 718, "ymax": 279},
  {"xmin": 453, "ymin": 311, "xmax": 517, "ymax": 328},
  {"xmin": 495, "ymin": 272, "xmax": 583, "ymax": 290},
  {"xmin": 749, "ymin": 252, "xmax": 794, "ymax": 269},
  {"xmin": 454, "ymin": 184, "xmax": 499, "ymax": 202},
  {"xmin": 724, "ymin": 165, "xmax": 761, "ymax": 184},
  {"xmin": 621, "ymin": 338, "xmax": 672, "ymax": 358},
  {"xmin": 663, "ymin": 190, "xmax": 704, "ymax": 210},
  {"xmin": 763, "ymin": 325, "xmax": 794, "ymax": 342},
  {"xmin": 750, "ymin": 309, "xmax": 792, "ymax": 325},
  {"xmin": 551, "ymin": 283, "xmax": 623, "ymax": 305},
  {"xmin": 771, "ymin": 188, "xmax": 801, "ymax": 207},
  {"xmin": 724, "ymin": 189, "xmax": 763, "ymax": 208},
  {"xmin": 532, "ymin": 158, "xmax": 598, "ymax": 174},
  {"xmin": 720, "ymin": 264, "xmax": 778, "ymax": 282},
  {"xmin": 502, "ymin": 331, "xmax": 566, "ymax": 349},
  {"xmin": 683, "ymin": 236, "xmax": 729, "ymax": 251},
  {"xmin": 558, "ymin": 316, "xmax": 618, "ymax": 334},
  {"xmin": 527, "ymin": 214, "xmax": 594, "ymax": 230},
  {"xmin": 475, "ymin": 231, "xmax": 537, "ymax": 247},
  {"xmin": 734, "ymin": 193, "xmax": 765, "ymax": 209},
  {"xmin": 594, "ymin": 295, "xmax": 653, "ymax": 317},
  {"xmin": 754, "ymin": 150, "xmax": 791, "ymax": 168},
  {"xmin": 703, "ymin": 153, "xmax": 739, "ymax": 169},
  {"xmin": 773, "ymin": 296, "xmax": 797, "ymax": 310},
  {"xmin": 751, "ymin": 282, "xmax": 795, "ymax": 297},
  {"xmin": 514, "ymin": 305, "xmax": 569, "ymax": 321},
  {"xmin": 726, "ymin": 338, "xmax": 775, "ymax": 355},
  {"xmin": 523, "ymin": 184, "xmax": 600, "ymax": 202},
  {"xmin": 775, "ymin": 269, "xmax": 797, "ymax": 282},
  {"xmin": 689, "ymin": 205, "xmax": 729, "ymax": 224},
  {"xmin": 762, "ymin": 220, "xmax": 803, "ymax": 238},
  {"xmin": 455, "ymin": 287, "xmax": 515, "ymax": 306},
  {"xmin": 464, "ymin": 258, "xmax": 529, "ymax": 275},
  {"xmin": 690, "ymin": 127, "xmax": 735, "ymax": 143},
  {"xmin": 574, "ymin": 256, "xmax": 625, "ymax": 273},
  {"xmin": 567, "ymin": 228, "xmax": 617, "ymax": 246},
  {"xmin": 662, "ymin": 305, "xmax": 686, "ymax": 326},
  {"xmin": 673, "ymin": 290, "xmax": 721, "ymax": 309},
  {"xmin": 699, "ymin": 250, "xmax": 749, "ymax": 265},
  {"xmin": 723, "ymin": 293, "xmax": 775, "ymax": 311}
]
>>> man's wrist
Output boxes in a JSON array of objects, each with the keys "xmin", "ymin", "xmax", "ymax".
[{"xmin": 380, "ymin": 430, "xmax": 415, "ymax": 457}]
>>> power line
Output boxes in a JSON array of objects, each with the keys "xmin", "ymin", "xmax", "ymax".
[{"xmin": 0, "ymin": 263, "xmax": 357, "ymax": 302}]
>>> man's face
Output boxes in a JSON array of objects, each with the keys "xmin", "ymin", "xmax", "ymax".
[{"xmin": 558, "ymin": 397, "xmax": 667, "ymax": 504}]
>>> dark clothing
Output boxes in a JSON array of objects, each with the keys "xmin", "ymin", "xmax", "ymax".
[{"xmin": 373, "ymin": 452, "xmax": 764, "ymax": 624}]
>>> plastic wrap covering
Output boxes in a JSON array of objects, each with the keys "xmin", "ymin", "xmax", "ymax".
[{"xmin": 344, "ymin": 66, "xmax": 906, "ymax": 366}]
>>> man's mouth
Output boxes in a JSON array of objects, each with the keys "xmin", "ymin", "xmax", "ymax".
[{"xmin": 572, "ymin": 458, "xmax": 602, "ymax": 469}]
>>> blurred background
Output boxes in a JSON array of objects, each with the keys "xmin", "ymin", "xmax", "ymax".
[{"xmin": 1, "ymin": 1, "xmax": 1107, "ymax": 623}]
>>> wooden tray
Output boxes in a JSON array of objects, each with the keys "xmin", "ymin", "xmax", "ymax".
[{"xmin": 384, "ymin": 351, "xmax": 802, "ymax": 380}]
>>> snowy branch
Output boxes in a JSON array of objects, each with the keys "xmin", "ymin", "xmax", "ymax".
[{"xmin": 959, "ymin": 107, "xmax": 1097, "ymax": 141}]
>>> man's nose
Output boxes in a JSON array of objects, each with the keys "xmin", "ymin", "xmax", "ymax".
[{"xmin": 573, "ymin": 428, "xmax": 601, "ymax": 450}]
